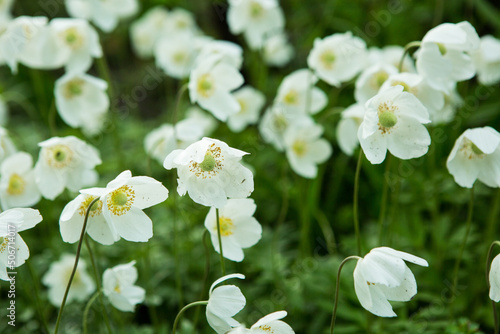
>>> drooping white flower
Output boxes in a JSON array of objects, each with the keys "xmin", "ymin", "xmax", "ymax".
[
  {"xmin": 81, "ymin": 170, "xmax": 169, "ymax": 242},
  {"xmin": 489, "ymin": 253, "xmax": 500, "ymax": 302},
  {"xmin": 34, "ymin": 136, "xmax": 101, "ymax": 200},
  {"xmin": 263, "ymin": 32, "xmax": 294, "ymax": 68},
  {"xmin": 207, "ymin": 273, "xmax": 246, "ymax": 334},
  {"xmin": 42, "ymin": 253, "xmax": 95, "ymax": 306},
  {"xmin": 0, "ymin": 152, "xmax": 41, "ymax": 210},
  {"xmin": 227, "ymin": 0, "xmax": 284, "ymax": 50},
  {"xmin": 205, "ymin": 198, "xmax": 262, "ymax": 262},
  {"xmin": 354, "ymin": 63, "xmax": 398, "ymax": 103},
  {"xmin": 358, "ymin": 85, "xmax": 431, "ymax": 164},
  {"xmin": 446, "ymin": 127, "xmax": 500, "ymax": 188},
  {"xmin": 0, "ymin": 127, "xmax": 16, "ymax": 163},
  {"xmin": 164, "ymin": 137, "xmax": 254, "ymax": 208},
  {"xmin": 228, "ymin": 311, "xmax": 295, "ymax": 334},
  {"xmin": 103, "ymin": 261, "xmax": 145, "ymax": 312},
  {"xmin": 227, "ymin": 86, "xmax": 265, "ymax": 133},
  {"xmin": 336, "ymin": 103, "xmax": 366, "ymax": 156},
  {"xmin": 130, "ymin": 6, "xmax": 170, "ymax": 58},
  {"xmin": 0, "ymin": 208, "xmax": 42, "ymax": 281},
  {"xmin": 353, "ymin": 247, "xmax": 429, "ymax": 317},
  {"xmin": 435, "ymin": 88, "xmax": 462, "ymax": 124},
  {"xmin": 470, "ymin": 35, "xmax": 500, "ymax": 86},
  {"xmin": 307, "ymin": 32, "xmax": 367, "ymax": 87}
]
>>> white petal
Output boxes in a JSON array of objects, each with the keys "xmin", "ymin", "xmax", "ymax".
[{"xmin": 490, "ymin": 254, "xmax": 500, "ymax": 302}]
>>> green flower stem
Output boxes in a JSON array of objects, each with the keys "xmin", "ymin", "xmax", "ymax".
[
  {"xmin": 83, "ymin": 291, "xmax": 100, "ymax": 334},
  {"xmin": 170, "ymin": 176, "xmax": 184, "ymax": 306},
  {"xmin": 192, "ymin": 231, "xmax": 212, "ymax": 330},
  {"xmin": 330, "ymin": 256, "xmax": 361, "ymax": 334},
  {"xmin": 486, "ymin": 241, "xmax": 500, "ymax": 334},
  {"xmin": 48, "ymin": 99, "xmax": 57, "ymax": 136},
  {"xmin": 26, "ymin": 261, "xmax": 50, "ymax": 334},
  {"xmin": 378, "ymin": 155, "xmax": 392, "ymax": 245},
  {"xmin": 173, "ymin": 82, "xmax": 188, "ymax": 128},
  {"xmin": 398, "ymin": 41, "xmax": 421, "ymax": 72},
  {"xmin": 216, "ymin": 208, "xmax": 226, "ymax": 276},
  {"xmin": 353, "ymin": 149, "xmax": 363, "ymax": 255},
  {"xmin": 54, "ymin": 197, "xmax": 100, "ymax": 334},
  {"xmin": 487, "ymin": 189, "xmax": 500, "ymax": 242},
  {"xmin": 172, "ymin": 301, "xmax": 209, "ymax": 334}
]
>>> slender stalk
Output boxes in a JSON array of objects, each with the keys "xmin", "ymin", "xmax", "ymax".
[
  {"xmin": 54, "ymin": 197, "xmax": 99, "ymax": 334},
  {"xmin": 216, "ymin": 208, "xmax": 226, "ymax": 276},
  {"xmin": 487, "ymin": 189, "xmax": 500, "ymax": 241},
  {"xmin": 173, "ymin": 83, "xmax": 188, "ymax": 128},
  {"xmin": 353, "ymin": 149, "xmax": 363, "ymax": 255},
  {"xmin": 83, "ymin": 291, "xmax": 100, "ymax": 334},
  {"xmin": 172, "ymin": 301, "xmax": 208, "ymax": 334},
  {"xmin": 398, "ymin": 41, "xmax": 421, "ymax": 72},
  {"xmin": 486, "ymin": 241, "xmax": 500, "ymax": 334},
  {"xmin": 48, "ymin": 99, "xmax": 57, "ymax": 136},
  {"xmin": 378, "ymin": 155, "xmax": 392, "ymax": 245},
  {"xmin": 170, "ymin": 174, "xmax": 184, "ymax": 306},
  {"xmin": 26, "ymin": 261, "xmax": 50, "ymax": 334},
  {"xmin": 192, "ymin": 231, "xmax": 212, "ymax": 331},
  {"xmin": 330, "ymin": 256, "xmax": 361, "ymax": 334}
]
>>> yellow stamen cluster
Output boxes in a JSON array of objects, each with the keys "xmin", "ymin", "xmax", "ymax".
[
  {"xmin": 320, "ymin": 50, "xmax": 336, "ymax": 69},
  {"xmin": 257, "ymin": 325, "xmax": 274, "ymax": 332},
  {"xmin": 107, "ymin": 185, "xmax": 136, "ymax": 216},
  {"xmin": 114, "ymin": 284, "xmax": 121, "ymax": 293},
  {"xmin": 249, "ymin": 1, "xmax": 264, "ymax": 18},
  {"xmin": 391, "ymin": 80, "xmax": 414, "ymax": 94},
  {"xmin": 366, "ymin": 281, "xmax": 376, "ymax": 286},
  {"xmin": 172, "ymin": 51, "xmax": 187, "ymax": 64},
  {"xmin": 78, "ymin": 195, "xmax": 103, "ymax": 218},
  {"xmin": 189, "ymin": 144, "xmax": 224, "ymax": 179},
  {"xmin": 0, "ymin": 237, "xmax": 8, "ymax": 253},
  {"xmin": 7, "ymin": 173, "xmax": 25, "ymax": 195},
  {"xmin": 63, "ymin": 78, "xmax": 85, "ymax": 99},
  {"xmin": 62, "ymin": 27, "xmax": 84, "ymax": 49},
  {"xmin": 197, "ymin": 74, "xmax": 215, "ymax": 98},
  {"xmin": 292, "ymin": 140, "xmax": 307, "ymax": 157},
  {"xmin": 218, "ymin": 216, "xmax": 234, "ymax": 236},
  {"xmin": 461, "ymin": 139, "xmax": 486, "ymax": 160},
  {"xmin": 371, "ymin": 71, "xmax": 389, "ymax": 89},
  {"xmin": 45, "ymin": 144, "xmax": 74, "ymax": 168},
  {"xmin": 283, "ymin": 90, "xmax": 299, "ymax": 106}
]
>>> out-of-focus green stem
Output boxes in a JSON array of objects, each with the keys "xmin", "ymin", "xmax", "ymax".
[
  {"xmin": 216, "ymin": 208, "xmax": 226, "ymax": 276},
  {"xmin": 353, "ymin": 149, "xmax": 363, "ymax": 255},
  {"xmin": 172, "ymin": 301, "xmax": 208, "ymax": 334},
  {"xmin": 83, "ymin": 291, "xmax": 100, "ymax": 334},
  {"xmin": 378, "ymin": 155, "xmax": 392, "ymax": 244},
  {"xmin": 398, "ymin": 41, "xmax": 421, "ymax": 72}
]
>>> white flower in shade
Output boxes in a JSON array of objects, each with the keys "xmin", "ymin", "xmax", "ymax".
[
  {"xmin": 81, "ymin": 170, "xmax": 169, "ymax": 242},
  {"xmin": 228, "ymin": 311, "xmax": 295, "ymax": 334},
  {"xmin": 207, "ymin": 274, "xmax": 246, "ymax": 334},
  {"xmin": 103, "ymin": 261, "xmax": 145, "ymax": 312},
  {"xmin": 358, "ymin": 85, "xmax": 431, "ymax": 164},
  {"xmin": 34, "ymin": 136, "xmax": 101, "ymax": 200},
  {"xmin": 227, "ymin": 86, "xmax": 265, "ymax": 133},
  {"xmin": 163, "ymin": 7, "xmax": 199, "ymax": 35},
  {"xmin": 164, "ymin": 137, "xmax": 254, "ymax": 208},
  {"xmin": 42, "ymin": 254, "xmax": 95, "ymax": 306},
  {"xmin": 185, "ymin": 106, "xmax": 218, "ymax": 136},
  {"xmin": 435, "ymin": 88, "xmax": 462, "ymax": 124},
  {"xmin": 275, "ymin": 69, "xmax": 328, "ymax": 115},
  {"xmin": 336, "ymin": 103, "xmax": 366, "ymax": 156},
  {"xmin": 263, "ymin": 32, "xmax": 294, "ymax": 68},
  {"xmin": 416, "ymin": 21, "xmax": 480, "ymax": 93},
  {"xmin": 307, "ymin": 32, "xmax": 367, "ymax": 87},
  {"xmin": 353, "ymin": 247, "xmax": 428, "ymax": 317},
  {"xmin": 284, "ymin": 118, "xmax": 332, "ymax": 178},
  {"xmin": 471, "ymin": 35, "xmax": 500, "ymax": 86},
  {"xmin": 227, "ymin": 0, "xmax": 284, "ymax": 50},
  {"xmin": 155, "ymin": 33, "xmax": 201, "ymax": 79},
  {"xmin": 446, "ymin": 127, "xmax": 500, "ymax": 188},
  {"xmin": 0, "ymin": 208, "xmax": 42, "ymax": 281},
  {"xmin": 366, "ymin": 45, "xmax": 416, "ymax": 73},
  {"xmin": 204, "ymin": 198, "xmax": 262, "ymax": 262},
  {"xmin": 130, "ymin": 6, "xmax": 170, "ymax": 58},
  {"xmin": 259, "ymin": 104, "xmax": 302, "ymax": 152},
  {"xmin": 55, "ymin": 72, "xmax": 109, "ymax": 135},
  {"xmin": 354, "ymin": 63, "xmax": 398, "ymax": 103},
  {"xmin": 0, "ymin": 127, "xmax": 16, "ymax": 163},
  {"xmin": 489, "ymin": 254, "xmax": 500, "ymax": 302},
  {"xmin": 0, "ymin": 95, "xmax": 8, "ymax": 126},
  {"xmin": 189, "ymin": 54, "xmax": 244, "ymax": 121},
  {"xmin": 0, "ymin": 152, "xmax": 41, "ymax": 210},
  {"xmin": 197, "ymin": 39, "xmax": 243, "ymax": 70}
]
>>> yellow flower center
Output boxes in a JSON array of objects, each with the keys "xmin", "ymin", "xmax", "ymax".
[
  {"xmin": 0, "ymin": 237, "xmax": 8, "ymax": 253},
  {"xmin": 249, "ymin": 1, "xmax": 264, "ymax": 18},
  {"xmin": 45, "ymin": 144, "xmax": 73, "ymax": 168},
  {"xmin": 237, "ymin": 99, "xmax": 247, "ymax": 114},
  {"xmin": 272, "ymin": 114, "xmax": 288, "ymax": 132},
  {"xmin": 172, "ymin": 51, "xmax": 187, "ymax": 64},
  {"xmin": 391, "ymin": 80, "xmax": 412, "ymax": 93},
  {"xmin": 63, "ymin": 27, "xmax": 84, "ymax": 49},
  {"xmin": 107, "ymin": 185, "xmax": 135, "ymax": 216},
  {"xmin": 377, "ymin": 102, "xmax": 398, "ymax": 133},
  {"xmin": 78, "ymin": 195, "xmax": 103, "ymax": 218},
  {"xmin": 7, "ymin": 173, "xmax": 25, "ymax": 195},
  {"xmin": 114, "ymin": 284, "xmax": 121, "ymax": 293},
  {"xmin": 320, "ymin": 50, "xmax": 336, "ymax": 69},
  {"xmin": 189, "ymin": 144, "xmax": 224, "ymax": 179},
  {"xmin": 462, "ymin": 139, "xmax": 486, "ymax": 160},
  {"xmin": 197, "ymin": 74, "xmax": 215, "ymax": 98},
  {"xmin": 437, "ymin": 42, "xmax": 447, "ymax": 56},
  {"xmin": 371, "ymin": 71, "xmax": 389, "ymax": 89},
  {"xmin": 63, "ymin": 78, "xmax": 85, "ymax": 99},
  {"xmin": 292, "ymin": 140, "xmax": 307, "ymax": 157},
  {"xmin": 283, "ymin": 90, "xmax": 299, "ymax": 105},
  {"xmin": 218, "ymin": 216, "xmax": 234, "ymax": 236}
]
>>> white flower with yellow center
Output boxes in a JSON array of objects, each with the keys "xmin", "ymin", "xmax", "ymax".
[
  {"xmin": 259, "ymin": 104, "xmax": 301, "ymax": 152},
  {"xmin": 336, "ymin": 103, "xmax": 366, "ymax": 156},
  {"xmin": 205, "ymin": 198, "xmax": 262, "ymax": 262},
  {"xmin": 103, "ymin": 261, "xmax": 145, "ymax": 312},
  {"xmin": 155, "ymin": 33, "xmax": 202, "ymax": 79},
  {"xmin": 196, "ymin": 39, "xmax": 243, "ymax": 70},
  {"xmin": 0, "ymin": 208, "xmax": 42, "ymax": 281},
  {"xmin": 0, "ymin": 127, "xmax": 16, "ymax": 164},
  {"xmin": 42, "ymin": 253, "xmax": 95, "ymax": 306},
  {"xmin": 307, "ymin": 32, "xmax": 367, "ymax": 87},
  {"xmin": 471, "ymin": 35, "xmax": 500, "ymax": 86},
  {"xmin": 354, "ymin": 63, "xmax": 398, "ymax": 103},
  {"xmin": 358, "ymin": 85, "xmax": 431, "ymax": 164},
  {"xmin": 130, "ymin": 6, "xmax": 170, "ymax": 58},
  {"xmin": 227, "ymin": 311, "xmax": 295, "ymax": 334},
  {"xmin": 366, "ymin": 45, "xmax": 415, "ymax": 73},
  {"xmin": 447, "ymin": 127, "xmax": 500, "ymax": 188},
  {"xmin": 34, "ymin": 136, "xmax": 101, "ymax": 200},
  {"xmin": 188, "ymin": 54, "xmax": 244, "ymax": 121},
  {"xmin": 263, "ymin": 32, "xmax": 294, "ymax": 68},
  {"xmin": 0, "ymin": 152, "xmax": 40, "ymax": 210},
  {"xmin": 164, "ymin": 137, "xmax": 254, "ymax": 208},
  {"xmin": 227, "ymin": 86, "xmax": 265, "ymax": 133}
]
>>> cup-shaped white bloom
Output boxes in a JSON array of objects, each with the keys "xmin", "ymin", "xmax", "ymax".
[
  {"xmin": 336, "ymin": 103, "xmax": 366, "ymax": 156},
  {"xmin": 164, "ymin": 137, "xmax": 254, "ymax": 208},
  {"xmin": 103, "ymin": 261, "xmax": 145, "ymax": 312},
  {"xmin": 471, "ymin": 35, "xmax": 500, "ymax": 86},
  {"xmin": 489, "ymin": 254, "xmax": 500, "ymax": 302},
  {"xmin": 358, "ymin": 85, "xmax": 431, "ymax": 164},
  {"xmin": 275, "ymin": 69, "xmax": 327, "ymax": 115},
  {"xmin": 34, "ymin": 136, "xmax": 101, "ymax": 200},
  {"xmin": 353, "ymin": 247, "xmax": 429, "ymax": 317},
  {"xmin": 227, "ymin": 86, "xmax": 265, "ymax": 133},
  {"xmin": 366, "ymin": 45, "xmax": 415, "ymax": 73},
  {"xmin": 227, "ymin": 0, "xmax": 284, "ymax": 50},
  {"xmin": 130, "ymin": 6, "xmax": 170, "ymax": 58},
  {"xmin": 155, "ymin": 33, "xmax": 201, "ymax": 79},
  {"xmin": 307, "ymin": 32, "xmax": 367, "ymax": 87},
  {"xmin": 188, "ymin": 54, "xmax": 244, "ymax": 121},
  {"xmin": 197, "ymin": 39, "xmax": 243, "ymax": 70},
  {"xmin": 0, "ymin": 208, "xmax": 42, "ymax": 280},
  {"xmin": 228, "ymin": 311, "xmax": 295, "ymax": 333},
  {"xmin": 55, "ymin": 72, "xmax": 109, "ymax": 135},
  {"xmin": 81, "ymin": 170, "xmax": 169, "ymax": 242},
  {"xmin": 284, "ymin": 118, "xmax": 332, "ymax": 178},
  {"xmin": 259, "ymin": 104, "xmax": 303, "ymax": 152},
  {"xmin": 42, "ymin": 254, "xmax": 95, "ymax": 306},
  {"xmin": 205, "ymin": 198, "xmax": 262, "ymax": 262},
  {"xmin": 263, "ymin": 32, "xmax": 294, "ymax": 68},
  {"xmin": 355, "ymin": 63, "xmax": 398, "ymax": 103},
  {"xmin": 207, "ymin": 273, "xmax": 246, "ymax": 334},
  {"xmin": 0, "ymin": 127, "xmax": 16, "ymax": 163},
  {"xmin": 447, "ymin": 127, "xmax": 500, "ymax": 188},
  {"xmin": 0, "ymin": 152, "xmax": 41, "ymax": 209}
]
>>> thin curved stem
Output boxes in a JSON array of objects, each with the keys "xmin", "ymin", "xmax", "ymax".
[
  {"xmin": 330, "ymin": 256, "xmax": 362, "ymax": 334},
  {"xmin": 172, "ymin": 301, "xmax": 208, "ymax": 334},
  {"xmin": 83, "ymin": 291, "xmax": 100, "ymax": 334},
  {"xmin": 486, "ymin": 241, "xmax": 500, "ymax": 334},
  {"xmin": 193, "ymin": 231, "xmax": 212, "ymax": 330},
  {"xmin": 398, "ymin": 41, "xmax": 421, "ymax": 72},
  {"xmin": 173, "ymin": 83, "xmax": 188, "ymax": 128},
  {"xmin": 353, "ymin": 149, "xmax": 363, "ymax": 255},
  {"xmin": 378, "ymin": 155, "xmax": 392, "ymax": 245},
  {"xmin": 216, "ymin": 208, "xmax": 226, "ymax": 276}
]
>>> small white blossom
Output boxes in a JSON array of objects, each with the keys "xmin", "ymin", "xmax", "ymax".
[
  {"xmin": 489, "ymin": 254, "xmax": 500, "ymax": 302},
  {"xmin": 263, "ymin": 32, "xmax": 294, "ymax": 67},
  {"xmin": 130, "ymin": 6, "xmax": 170, "ymax": 58},
  {"xmin": 259, "ymin": 104, "xmax": 303, "ymax": 152},
  {"xmin": 471, "ymin": 35, "xmax": 500, "ymax": 86},
  {"xmin": 228, "ymin": 311, "xmax": 295, "ymax": 334},
  {"xmin": 354, "ymin": 63, "xmax": 398, "ymax": 103},
  {"xmin": 227, "ymin": 86, "xmax": 265, "ymax": 133},
  {"xmin": 155, "ymin": 33, "xmax": 202, "ymax": 79},
  {"xmin": 103, "ymin": 261, "xmax": 145, "ymax": 312},
  {"xmin": 336, "ymin": 103, "xmax": 366, "ymax": 156}
]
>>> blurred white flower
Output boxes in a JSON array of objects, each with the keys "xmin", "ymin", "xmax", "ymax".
[
  {"xmin": 358, "ymin": 85, "xmax": 431, "ymax": 164},
  {"xmin": 207, "ymin": 273, "xmax": 246, "ymax": 334},
  {"xmin": 228, "ymin": 311, "xmax": 295, "ymax": 334},
  {"xmin": 185, "ymin": 106, "xmax": 218, "ymax": 136},
  {"xmin": 263, "ymin": 32, "xmax": 294, "ymax": 67},
  {"xmin": 435, "ymin": 88, "xmax": 462, "ymax": 124},
  {"xmin": 81, "ymin": 170, "xmax": 169, "ymax": 242},
  {"xmin": 354, "ymin": 63, "xmax": 398, "ymax": 103},
  {"xmin": 336, "ymin": 103, "xmax": 365, "ymax": 156},
  {"xmin": 130, "ymin": 6, "xmax": 170, "ymax": 58},
  {"xmin": 205, "ymin": 198, "xmax": 262, "ymax": 262},
  {"xmin": 155, "ymin": 33, "xmax": 201, "ymax": 79},
  {"xmin": 0, "ymin": 127, "xmax": 16, "ymax": 163},
  {"xmin": 0, "ymin": 208, "xmax": 42, "ymax": 281},
  {"xmin": 42, "ymin": 254, "xmax": 95, "ymax": 306},
  {"xmin": 197, "ymin": 39, "xmax": 243, "ymax": 70},
  {"xmin": 0, "ymin": 0, "xmax": 13, "ymax": 24},
  {"xmin": 227, "ymin": 86, "xmax": 265, "ymax": 133},
  {"xmin": 164, "ymin": 137, "xmax": 254, "ymax": 208},
  {"xmin": 447, "ymin": 127, "xmax": 500, "ymax": 188},
  {"xmin": 0, "ymin": 152, "xmax": 41, "ymax": 210},
  {"xmin": 34, "ymin": 136, "xmax": 101, "ymax": 200},
  {"xmin": 259, "ymin": 104, "xmax": 302, "ymax": 152},
  {"xmin": 353, "ymin": 247, "xmax": 428, "ymax": 317},
  {"xmin": 489, "ymin": 254, "xmax": 500, "ymax": 302},
  {"xmin": 103, "ymin": 261, "xmax": 145, "ymax": 312},
  {"xmin": 307, "ymin": 32, "xmax": 367, "ymax": 87},
  {"xmin": 366, "ymin": 45, "xmax": 415, "ymax": 73},
  {"xmin": 163, "ymin": 7, "xmax": 199, "ymax": 35},
  {"xmin": 471, "ymin": 35, "xmax": 500, "ymax": 86}
]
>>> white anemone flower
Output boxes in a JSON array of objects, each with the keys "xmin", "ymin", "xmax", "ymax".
[
  {"xmin": 446, "ymin": 127, "xmax": 500, "ymax": 188},
  {"xmin": 55, "ymin": 71, "xmax": 109, "ymax": 135},
  {"xmin": 81, "ymin": 170, "xmax": 169, "ymax": 242},
  {"xmin": 0, "ymin": 127, "xmax": 16, "ymax": 164},
  {"xmin": 228, "ymin": 311, "xmax": 295, "ymax": 334},
  {"xmin": 0, "ymin": 208, "xmax": 42, "ymax": 281},
  {"xmin": 34, "ymin": 136, "xmax": 101, "ymax": 200},
  {"xmin": 366, "ymin": 45, "xmax": 415, "ymax": 73},
  {"xmin": 354, "ymin": 63, "xmax": 398, "ymax": 103},
  {"xmin": 130, "ymin": 6, "xmax": 170, "ymax": 58},
  {"xmin": 489, "ymin": 254, "xmax": 500, "ymax": 302},
  {"xmin": 42, "ymin": 254, "xmax": 95, "ymax": 306},
  {"xmin": 358, "ymin": 85, "xmax": 431, "ymax": 164},
  {"xmin": 259, "ymin": 104, "xmax": 302, "ymax": 152},
  {"xmin": 163, "ymin": 7, "xmax": 199, "ymax": 36},
  {"xmin": 0, "ymin": 152, "xmax": 41, "ymax": 210},
  {"xmin": 227, "ymin": 86, "xmax": 265, "ymax": 133},
  {"xmin": 204, "ymin": 198, "xmax": 262, "ymax": 262},
  {"xmin": 103, "ymin": 261, "xmax": 145, "ymax": 312},
  {"xmin": 307, "ymin": 32, "xmax": 367, "ymax": 87},
  {"xmin": 336, "ymin": 103, "xmax": 366, "ymax": 156},
  {"xmin": 353, "ymin": 247, "xmax": 429, "ymax": 317},
  {"xmin": 188, "ymin": 54, "xmax": 244, "ymax": 121},
  {"xmin": 196, "ymin": 39, "xmax": 243, "ymax": 70},
  {"xmin": 207, "ymin": 273, "xmax": 246, "ymax": 334},
  {"xmin": 155, "ymin": 33, "xmax": 201, "ymax": 79},
  {"xmin": 263, "ymin": 32, "xmax": 294, "ymax": 67},
  {"xmin": 471, "ymin": 35, "xmax": 500, "ymax": 86},
  {"xmin": 227, "ymin": 0, "xmax": 285, "ymax": 50}
]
